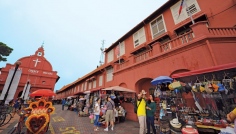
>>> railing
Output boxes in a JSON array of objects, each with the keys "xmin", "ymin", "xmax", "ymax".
[
  {"xmin": 134, "ymin": 49, "xmax": 153, "ymax": 63},
  {"xmin": 160, "ymin": 31, "xmax": 194, "ymax": 52},
  {"xmin": 116, "ymin": 61, "xmax": 129, "ymax": 70},
  {"xmin": 208, "ymin": 27, "xmax": 236, "ymax": 36}
]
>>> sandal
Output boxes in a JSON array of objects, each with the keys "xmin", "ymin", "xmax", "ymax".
[{"xmin": 94, "ymin": 129, "xmax": 99, "ymax": 131}]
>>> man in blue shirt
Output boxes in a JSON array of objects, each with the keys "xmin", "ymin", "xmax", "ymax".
[{"xmin": 62, "ymin": 99, "xmax": 66, "ymax": 110}]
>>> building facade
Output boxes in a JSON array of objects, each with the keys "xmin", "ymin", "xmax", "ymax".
[
  {"xmin": 0, "ymin": 46, "xmax": 59, "ymax": 101},
  {"xmin": 56, "ymin": 0, "xmax": 236, "ymax": 121}
]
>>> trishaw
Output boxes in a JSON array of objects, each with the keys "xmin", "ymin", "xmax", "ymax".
[{"xmin": 16, "ymin": 89, "xmax": 55, "ymax": 134}]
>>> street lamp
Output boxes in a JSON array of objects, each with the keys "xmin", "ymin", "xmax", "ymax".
[{"xmin": 3, "ymin": 61, "xmax": 21, "ymax": 104}]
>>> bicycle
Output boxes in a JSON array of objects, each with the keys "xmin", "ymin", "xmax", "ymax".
[{"xmin": 0, "ymin": 105, "xmax": 13, "ymax": 127}]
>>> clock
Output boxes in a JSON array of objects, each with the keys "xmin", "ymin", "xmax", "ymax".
[{"xmin": 37, "ymin": 52, "xmax": 42, "ymax": 56}]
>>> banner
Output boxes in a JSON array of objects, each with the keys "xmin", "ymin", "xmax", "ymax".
[
  {"xmin": 0, "ymin": 69, "xmax": 22, "ymax": 104},
  {"xmin": 20, "ymin": 83, "xmax": 28, "ymax": 98},
  {"xmin": 24, "ymin": 84, "xmax": 31, "ymax": 100}
]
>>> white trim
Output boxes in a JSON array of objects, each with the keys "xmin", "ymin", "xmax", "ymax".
[
  {"xmin": 150, "ymin": 14, "xmax": 167, "ymax": 39},
  {"xmin": 93, "ymin": 79, "xmax": 96, "ymax": 88},
  {"xmin": 107, "ymin": 49, "xmax": 114, "ymax": 63},
  {"xmin": 99, "ymin": 75, "xmax": 103, "ymax": 86},
  {"xmin": 170, "ymin": 0, "xmax": 201, "ymax": 25},
  {"xmin": 133, "ymin": 27, "xmax": 146, "ymax": 48},
  {"xmin": 106, "ymin": 67, "xmax": 113, "ymax": 82}
]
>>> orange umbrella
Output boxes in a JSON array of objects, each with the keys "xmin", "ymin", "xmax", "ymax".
[{"xmin": 30, "ymin": 89, "xmax": 56, "ymax": 97}]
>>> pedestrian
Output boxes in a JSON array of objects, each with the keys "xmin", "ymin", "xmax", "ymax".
[
  {"xmin": 104, "ymin": 95, "xmax": 115, "ymax": 131},
  {"xmin": 137, "ymin": 90, "xmax": 147, "ymax": 134},
  {"xmin": 146, "ymin": 94, "xmax": 157, "ymax": 134},
  {"xmin": 62, "ymin": 99, "xmax": 66, "ymax": 110},
  {"xmin": 94, "ymin": 98, "xmax": 101, "ymax": 131},
  {"xmin": 13, "ymin": 98, "xmax": 20, "ymax": 117}
]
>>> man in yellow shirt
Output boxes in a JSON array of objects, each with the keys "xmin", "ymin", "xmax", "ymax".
[{"xmin": 137, "ymin": 90, "xmax": 147, "ymax": 134}]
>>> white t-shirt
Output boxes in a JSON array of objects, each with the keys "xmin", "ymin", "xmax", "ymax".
[{"xmin": 94, "ymin": 102, "xmax": 101, "ymax": 115}]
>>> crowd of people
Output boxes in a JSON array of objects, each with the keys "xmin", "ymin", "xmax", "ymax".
[{"xmin": 60, "ymin": 95, "xmax": 127, "ymax": 132}]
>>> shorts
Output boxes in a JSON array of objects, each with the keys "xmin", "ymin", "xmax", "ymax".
[{"xmin": 105, "ymin": 110, "xmax": 114, "ymax": 122}]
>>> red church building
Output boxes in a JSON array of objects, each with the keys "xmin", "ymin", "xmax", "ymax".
[
  {"xmin": 56, "ymin": 0, "xmax": 236, "ymax": 121},
  {"xmin": 0, "ymin": 46, "xmax": 59, "ymax": 102}
]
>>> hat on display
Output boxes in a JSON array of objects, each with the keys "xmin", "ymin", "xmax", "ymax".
[
  {"xmin": 170, "ymin": 118, "xmax": 182, "ymax": 128},
  {"xmin": 181, "ymin": 125, "xmax": 198, "ymax": 134},
  {"xmin": 141, "ymin": 90, "xmax": 147, "ymax": 95}
]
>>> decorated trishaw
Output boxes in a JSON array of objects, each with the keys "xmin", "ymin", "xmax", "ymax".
[{"xmin": 16, "ymin": 89, "xmax": 55, "ymax": 134}]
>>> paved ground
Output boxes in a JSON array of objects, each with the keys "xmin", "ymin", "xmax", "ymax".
[
  {"xmin": 50, "ymin": 104, "xmax": 140, "ymax": 134},
  {"xmin": 1, "ymin": 104, "xmax": 140, "ymax": 134}
]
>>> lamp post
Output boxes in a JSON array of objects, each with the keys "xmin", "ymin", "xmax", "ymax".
[{"xmin": 3, "ymin": 61, "xmax": 21, "ymax": 104}]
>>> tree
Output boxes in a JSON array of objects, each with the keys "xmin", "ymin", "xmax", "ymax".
[{"xmin": 0, "ymin": 42, "xmax": 13, "ymax": 62}]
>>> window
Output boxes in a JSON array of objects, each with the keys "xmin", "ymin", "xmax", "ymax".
[
  {"xmin": 88, "ymin": 81, "xmax": 92, "ymax": 90},
  {"xmin": 170, "ymin": 0, "xmax": 201, "ymax": 24},
  {"xmin": 116, "ymin": 42, "xmax": 125, "ymax": 58},
  {"xmin": 150, "ymin": 15, "xmax": 166, "ymax": 39},
  {"xmin": 99, "ymin": 76, "xmax": 103, "ymax": 86},
  {"xmin": 133, "ymin": 27, "xmax": 146, "ymax": 47},
  {"xmin": 84, "ymin": 82, "xmax": 87, "ymax": 91},
  {"xmin": 107, "ymin": 50, "xmax": 114, "ymax": 63},
  {"xmin": 106, "ymin": 67, "xmax": 113, "ymax": 82},
  {"xmin": 81, "ymin": 83, "xmax": 84, "ymax": 91},
  {"xmin": 37, "ymin": 52, "xmax": 42, "ymax": 56},
  {"xmin": 93, "ymin": 79, "xmax": 96, "ymax": 88}
]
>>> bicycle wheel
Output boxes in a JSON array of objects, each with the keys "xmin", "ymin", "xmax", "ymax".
[
  {"xmin": 1, "ymin": 113, "xmax": 12, "ymax": 126},
  {"xmin": 0, "ymin": 114, "xmax": 6, "ymax": 126}
]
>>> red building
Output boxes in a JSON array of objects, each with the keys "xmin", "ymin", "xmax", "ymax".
[
  {"xmin": 0, "ymin": 46, "xmax": 59, "ymax": 101},
  {"xmin": 56, "ymin": 0, "xmax": 236, "ymax": 121}
]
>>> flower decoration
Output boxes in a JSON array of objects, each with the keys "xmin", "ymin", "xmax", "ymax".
[{"xmin": 24, "ymin": 99, "xmax": 55, "ymax": 134}]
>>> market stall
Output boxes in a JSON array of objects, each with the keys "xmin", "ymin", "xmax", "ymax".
[
  {"xmin": 152, "ymin": 63, "xmax": 236, "ymax": 134},
  {"xmin": 99, "ymin": 86, "xmax": 136, "ymax": 122}
]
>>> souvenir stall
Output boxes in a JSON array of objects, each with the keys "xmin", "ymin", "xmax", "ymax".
[
  {"xmin": 74, "ymin": 91, "xmax": 86, "ymax": 116},
  {"xmin": 152, "ymin": 63, "xmax": 236, "ymax": 134},
  {"xmin": 172, "ymin": 65, "xmax": 236, "ymax": 134},
  {"xmin": 18, "ymin": 89, "xmax": 56, "ymax": 134},
  {"xmin": 100, "ymin": 86, "xmax": 136, "ymax": 122},
  {"xmin": 78, "ymin": 91, "xmax": 90, "ymax": 117}
]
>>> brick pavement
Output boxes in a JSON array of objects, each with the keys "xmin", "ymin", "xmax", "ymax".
[{"xmin": 50, "ymin": 104, "xmax": 140, "ymax": 134}]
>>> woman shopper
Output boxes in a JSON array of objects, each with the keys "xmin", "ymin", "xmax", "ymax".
[
  {"xmin": 94, "ymin": 98, "xmax": 101, "ymax": 131},
  {"xmin": 146, "ymin": 94, "xmax": 157, "ymax": 134}
]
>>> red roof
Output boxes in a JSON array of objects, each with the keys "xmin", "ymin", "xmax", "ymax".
[{"xmin": 171, "ymin": 62, "xmax": 236, "ymax": 78}]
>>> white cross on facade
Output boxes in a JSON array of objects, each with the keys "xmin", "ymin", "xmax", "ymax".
[{"xmin": 33, "ymin": 58, "xmax": 41, "ymax": 67}]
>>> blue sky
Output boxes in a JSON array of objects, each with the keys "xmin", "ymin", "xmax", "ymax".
[{"xmin": 0, "ymin": 0, "xmax": 168, "ymax": 91}]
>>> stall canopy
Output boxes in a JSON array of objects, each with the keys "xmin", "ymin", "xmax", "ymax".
[
  {"xmin": 172, "ymin": 62, "xmax": 236, "ymax": 78},
  {"xmin": 102, "ymin": 86, "xmax": 135, "ymax": 93}
]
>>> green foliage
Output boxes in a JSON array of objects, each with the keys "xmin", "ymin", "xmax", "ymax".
[{"xmin": 0, "ymin": 42, "xmax": 13, "ymax": 62}]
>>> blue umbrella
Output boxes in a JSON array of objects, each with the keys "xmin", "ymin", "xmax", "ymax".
[{"xmin": 151, "ymin": 76, "xmax": 173, "ymax": 85}]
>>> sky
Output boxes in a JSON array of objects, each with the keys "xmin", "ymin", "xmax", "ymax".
[{"xmin": 0, "ymin": 0, "xmax": 168, "ymax": 91}]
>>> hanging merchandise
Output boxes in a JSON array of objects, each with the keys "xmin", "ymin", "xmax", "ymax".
[
  {"xmin": 181, "ymin": 126, "xmax": 198, "ymax": 134},
  {"xmin": 170, "ymin": 118, "xmax": 182, "ymax": 129},
  {"xmin": 191, "ymin": 90, "xmax": 203, "ymax": 112},
  {"xmin": 169, "ymin": 81, "xmax": 182, "ymax": 90}
]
